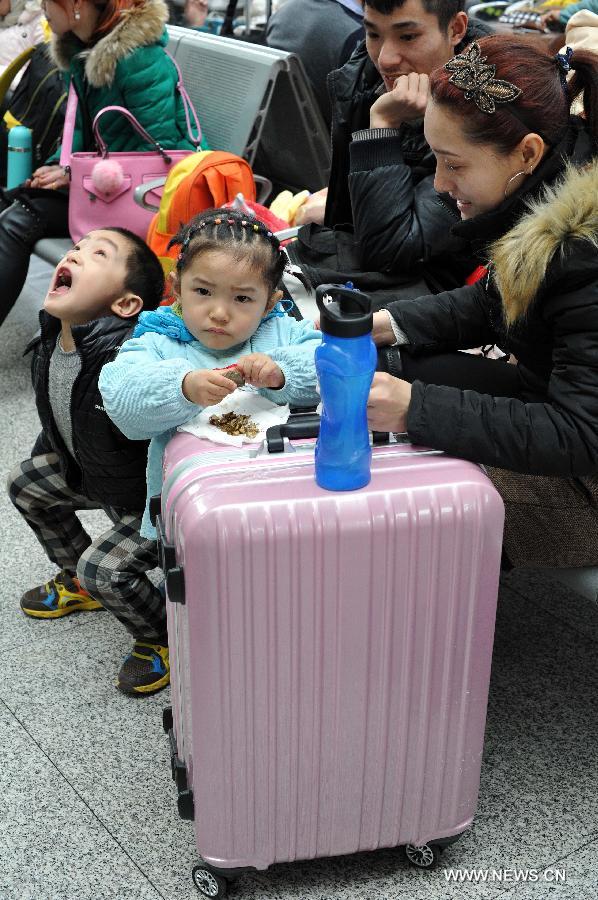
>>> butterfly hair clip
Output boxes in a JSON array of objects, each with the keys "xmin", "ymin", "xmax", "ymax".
[{"xmin": 444, "ymin": 42, "xmax": 522, "ymax": 114}]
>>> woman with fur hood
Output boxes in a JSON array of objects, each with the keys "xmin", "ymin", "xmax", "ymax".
[
  {"xmin": 367, "ymin": 35, "xmax": 598, "ymax": 569},
  {"xmin": 0, "ymin": 0, "xmax": 201, "ymax": 328}
]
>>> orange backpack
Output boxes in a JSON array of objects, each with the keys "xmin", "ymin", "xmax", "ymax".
[{"xmin": 146, "ymin": 150, "xmax": 256, "ymax": 298}]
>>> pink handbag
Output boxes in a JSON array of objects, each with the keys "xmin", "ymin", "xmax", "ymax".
[{"xmin": 60, "ymin": 60, "xmax": 202, "ymax": 242}]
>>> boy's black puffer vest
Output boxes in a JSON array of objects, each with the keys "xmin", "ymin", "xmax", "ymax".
[
  {"xmin": 324, "ymin": 18, "xmax": 491, "ymax": 228},
  {"xmin": 28, "ymin": 312, "xmax": 148, "ymax": 511}
]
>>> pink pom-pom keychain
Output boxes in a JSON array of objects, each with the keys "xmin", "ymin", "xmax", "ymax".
[{"xmin": 91, "ymin": 159, "xmax": 124, "ymax": 195}]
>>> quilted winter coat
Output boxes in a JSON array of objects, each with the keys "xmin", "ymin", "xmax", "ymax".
[{"xmin": 48, "ymin": 0, "xmax": 202, "ymax": 161}]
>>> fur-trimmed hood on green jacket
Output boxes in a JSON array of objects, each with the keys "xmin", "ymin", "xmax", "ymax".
[{"xmin": 48, "ymin": 0, "xmax": 205, "ymax": 160}]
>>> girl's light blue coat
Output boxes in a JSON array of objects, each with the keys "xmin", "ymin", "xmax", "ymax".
[{"xmin": 99, "ymin": 306, "xmax": 321, "ymax": 539}]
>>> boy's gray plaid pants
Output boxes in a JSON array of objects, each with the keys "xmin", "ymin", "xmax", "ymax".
[{"xmin": 7, "ymin": 452, "xmax": 165, "ymax": 641}]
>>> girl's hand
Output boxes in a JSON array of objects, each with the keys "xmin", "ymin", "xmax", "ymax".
[
  {"xmin": 366, "ymin": 372, "xmax": 412, "ymax": 432},
  {"xmin": 28, "ymin": 165, "xmax": 70, "ymax": 190},
  {"xmin": 236, "ymin": 353, "xmax": 285, "ymax": 389},
  {"xmin": 182, "ymin": 369, "xmax": 237, "ymax": 407}
]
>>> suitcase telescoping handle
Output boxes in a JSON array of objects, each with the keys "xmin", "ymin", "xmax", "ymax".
[
  {"xmin": 266, "ymin": 413, "xmax": 391, "ymax": 453},
  {"xmin": 266, "ymin": 414, "xmax": 320, "ymax": 453}
]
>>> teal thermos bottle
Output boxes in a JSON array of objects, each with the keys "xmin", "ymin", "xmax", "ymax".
[
  {"xmin": 7, "ymin": 125, "xmax": 32, "ymax": 189},
  {"xmin": 315, "ymin": 283, "xmax": 377, "ymax": 491}
]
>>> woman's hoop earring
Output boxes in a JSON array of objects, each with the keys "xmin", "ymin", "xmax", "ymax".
[{"xmin": 504, "ymin": 169, "xmax": 526, "ymax": 199}]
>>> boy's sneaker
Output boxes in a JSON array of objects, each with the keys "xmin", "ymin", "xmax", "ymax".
[
  {"xmin": 20, "ymin": 571, "xmax": 103, "ymax": 619},
  {"xmin": 116, "ymin": 642, "xmax": 170, "ymax": 696}
]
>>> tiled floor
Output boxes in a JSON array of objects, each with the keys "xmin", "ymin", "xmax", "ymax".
[{"xmin": 1, "ymin": 261, "xmax": 597, "ymax": 900}]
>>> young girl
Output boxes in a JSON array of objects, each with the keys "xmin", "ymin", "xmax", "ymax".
[
  {"xmin": 0, "ymin": 0, "xmax": 202, "ymax": 328},
  {"xmin": 366, "ymin": 35, "xmax": 598, "ymax": 569},
  {"xmin": 99, "ymin": 207, "xmax": 322, "ymax": 541}
]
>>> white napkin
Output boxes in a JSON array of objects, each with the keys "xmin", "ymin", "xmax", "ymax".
[{"xmin": 178, "ymin": 389, "xmax": 290, "ymax": 447}]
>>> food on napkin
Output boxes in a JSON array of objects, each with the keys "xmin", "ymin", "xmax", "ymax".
[
  {"xmin": 209, "ymin": 411, "xmax": 259, "ymax": 439},
  {"xmin": 179, "ymin": 390, "xmax": 290, "ymax": 446}
]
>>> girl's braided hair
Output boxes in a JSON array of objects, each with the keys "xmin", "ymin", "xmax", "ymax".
[{"xmin": 168, "ymin": 207, "xmax": 290, "ymax": 295}]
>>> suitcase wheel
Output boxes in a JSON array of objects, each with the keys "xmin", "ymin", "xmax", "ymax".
[
  {"xmin": 401, "ymin": 842, "xmax": 442, "ymax": 870},
  {"xmin": 192, "ymin": 866, "xmax": 229, "ymax": 897}
]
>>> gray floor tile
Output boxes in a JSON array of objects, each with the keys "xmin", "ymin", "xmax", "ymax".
[
  {"xmin": 484, "ymin": 583, "xmax": 598, "ymax": 833},
  {"xmin": 0, "ymin": 701, "xmax": 164, "ymax": 900},
  {"xmin": 507, "ymin": 569, "xmax": 598, "ymax": 644},
  {"xmin": 0, "ymin": 583, "xmax": 594, "ymax": 900},
  {"xmin": 496, "ymin": 837, "xmax": 598, "ymax": 900},
  {"xmin": 0, "ymin": 502, "xmax": 132, "ymax": 652},
  {"xmin": 0, "ymin": 610, "xmax": 156, "ymax": 710}
]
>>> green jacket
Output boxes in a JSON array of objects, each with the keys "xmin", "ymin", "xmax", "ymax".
[{"xmin": 49, "ymin": 0, "xmax": 207, "ymax": 162}]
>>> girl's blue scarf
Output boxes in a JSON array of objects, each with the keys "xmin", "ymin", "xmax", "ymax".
[{"xmin": 134, "ymin": 300, "xmax": 294, "ymax": 344}]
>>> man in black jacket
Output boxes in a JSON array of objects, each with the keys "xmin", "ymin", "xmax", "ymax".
[
  {"xmin": 266, "ymin": 0, "xmax": 365, "ymax": 128},
  {"xmin": 289, "ymin": 0, "xmax": 489, "ymax": 305},
  {"xmin": 7, "ymin": 228, "xmax": 171, "ymax": 697}
]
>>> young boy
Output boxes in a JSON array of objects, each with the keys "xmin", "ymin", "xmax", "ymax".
[{"xmin": 7, "ymin": 228, "xmax": 170, "ymax": 696}]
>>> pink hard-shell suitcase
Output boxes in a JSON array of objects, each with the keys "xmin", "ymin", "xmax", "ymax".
[{"xmin": 153, "ymin": 419, "xmax": 504, "ymax": 898}]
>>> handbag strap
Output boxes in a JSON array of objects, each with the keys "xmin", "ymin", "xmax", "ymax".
[
  {"xmin": 92, "ymin": 105, "xmax": 175, "ymax": 159},
  {"xmin": 59, "ymin": 51, "xmax": 201, "ymax": 168},
  {"xmin": 165, "ymin": 50, "xmax": 202, "ymax": 147},
  {"xmin": 59, "ymin": 81, "xmax": 78, "ymax": 168}
]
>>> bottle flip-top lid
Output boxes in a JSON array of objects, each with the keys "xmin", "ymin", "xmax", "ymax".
[
  {"xmin": 316, "ymin": 282, "xmax": 373, "ymax": 338},
  {"xmin": 8, "ymin": 125, "xmax": 31, "ymax": 149}
]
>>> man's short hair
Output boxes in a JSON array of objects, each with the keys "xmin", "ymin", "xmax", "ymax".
[
  {"xmin": 104, "ymin": 227, "xmax": 165, "ymax": 311},
  {"xmin": 365, "ymin": 0, "xmax": 465, "ymax": 31}
]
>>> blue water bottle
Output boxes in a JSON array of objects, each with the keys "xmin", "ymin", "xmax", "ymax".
[
  {"xmin": 7, "ymin": 125, "xmax": 32, "ymax": 189},
  {"xmin": 315, "ymin": 283, "xmax": 377, "ymax": 491}
]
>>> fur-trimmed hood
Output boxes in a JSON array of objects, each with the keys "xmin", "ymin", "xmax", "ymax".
[
  {"xmin": 492, "ymin": 160, "xmax": 598, "ymax": 325},
  {"xmin": 49, "ymin": 0, "xmax": 168, "ymax": 88}
]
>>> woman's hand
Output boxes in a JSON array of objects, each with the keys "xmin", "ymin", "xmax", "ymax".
[
  {"xmin": 372, "ymin": 310, "xmax": 396, "ymax": 346},
  {"xmin": 28, "ymin": 165, "xmax": 70, "ymax": 190},
  {"xmin": 236, "ymin": 353, "xmax": 285, "ymax": 389},
  {"xmin": 182, "ymin": 369, "xmax": 237, "ymax": 407},
  {"xmin": 367, "ymin": 372, "xmax": 412, "ymax": 433}
]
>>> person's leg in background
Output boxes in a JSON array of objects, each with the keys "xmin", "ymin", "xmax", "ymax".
[
  {"xmin": 76, "ymin": 513, "xmax": 166, "ymax": 696},
  {"xmin": 485, "ymin": 469, "xmax": 598, "ymax": 569},
  {"xmin": 0, "ymin": 187, "xmax": 69, "ymax": 327}
]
